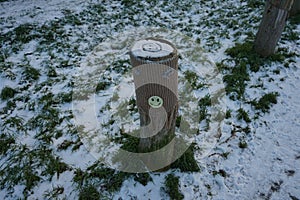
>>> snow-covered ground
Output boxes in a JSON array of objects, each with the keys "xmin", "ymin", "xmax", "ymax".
[{"xmin": 0, "ymin": 0, "xmax": 299, "ymax": 199}]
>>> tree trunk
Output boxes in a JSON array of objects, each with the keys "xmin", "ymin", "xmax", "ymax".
[
  {"xmin": 254, "ymin": 0, "xmax": 294, "ymax": 57},
  {"xmin": 290, "ymin": 0, "xmax": 300, "ymax": 16}
]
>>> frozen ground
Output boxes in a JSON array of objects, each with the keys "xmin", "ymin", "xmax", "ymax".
[{"xmin": 0, "ymin": 0, "xmax": 300, "ymax": 199}]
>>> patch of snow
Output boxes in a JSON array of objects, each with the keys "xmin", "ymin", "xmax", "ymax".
[
  {"xmin": 0, "ymin": 0, "xmax": 90, "ymax": 32},
  {"xmin": 131, "ymin": 38, "xmax": 175, "ymax": 59}
]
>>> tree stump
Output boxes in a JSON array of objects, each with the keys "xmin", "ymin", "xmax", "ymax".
[{"xmin": 129, "ymin": 38, "xmax": 178, "ymax": 169}]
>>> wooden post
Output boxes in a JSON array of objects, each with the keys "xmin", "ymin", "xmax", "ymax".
[
  {"xmin": 129, "ymin": 38, "xmax": 178, "ymax": 165},
  {"xmin": 254, "ymin": 0, "xmax": 294, "ymax": 57}
]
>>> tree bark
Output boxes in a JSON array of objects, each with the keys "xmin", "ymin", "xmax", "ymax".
[{"xmin": 254, "ymin": 0, "xmax": 294, "ymax": 57}]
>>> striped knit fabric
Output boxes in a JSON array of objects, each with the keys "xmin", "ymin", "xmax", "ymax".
[{"xmin": 130, "ymin": 38, "xmax": 179, "ymax": 152}]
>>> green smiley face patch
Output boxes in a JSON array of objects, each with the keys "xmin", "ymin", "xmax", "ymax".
[{"xmin": 148, "ymin": 96, "xmax": 163, "ymax": 108}]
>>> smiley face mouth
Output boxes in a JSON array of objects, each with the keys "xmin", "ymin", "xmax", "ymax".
[{"xmin": 148, "ymin": 96, "xmax": 163, "ymax": 108}]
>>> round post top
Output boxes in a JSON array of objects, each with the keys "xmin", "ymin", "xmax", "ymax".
[{"xmin": 130, "ymin": 38, "xmax": 177, "ymax": 62}]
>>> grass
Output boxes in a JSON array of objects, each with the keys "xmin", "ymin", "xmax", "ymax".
[
  {"xmin": 252, "ymin": 92, "xmax": 279, "ymax": 113},
  {"xmin": 23, "ymin": 66, "xmax": 40, "ymax": 81},
  {"xmin": 225, "ymin": 110, "xmax": 232, "ymax": 119},
  {"xmin": 43, "ymin": 185, "xmax": 65, "ymax": 199},
  {"xmin": 223, "ymin": 61, "xmax": 249, "ymax": 100},
  {"xmin": 239, "ymin": 140, "xmax": 248, "ymax": 149},
  {"xmin": 128, "ymin": 97, "xmax": 138, "ymax": 113},
  {"xmin": 198, "ymin": 94, "xmax": 211, "ymax": 130},
  {"xmin": 0, "ymin": 145, "xmax": 70, "ymax": 194},
  {"xmin": 133, "ymin": 173, "xmax": 152, "ymax": 186},
  {"xmin": 110, "ymin": 59, "xmax": 131, "ymax": 74},
  {"xmin": 57, "ymin": 91, "xmax": 73, "ymax": 103},
  {"xmin": 73, "ymin": 162, "xmax": 129, "ymax": 193},
  {"xmin": 0, "ymin": 0, "xmax": 298, "ymax": 198},
  {"xmin": 0, "ymin": 134, "xmax": 15, "ymax": 155},
  {"xmin": 237, "ymin": 108, "xmax": 251, "ymax": 123},
  {"xmin": 184, "ymin": 70, "xmax": 205, "ymax": 90},
  {"xmin": 225, "ymin": 41, "xmax": 294, "ymax": 72},
  {"xmin": 221, "ymin": 41, "xmax": 288, "ymax": 119},
  {"xmin": 247, "ymin": 0, "xmax": 264, "ymax": 9},
  {"xmin": 28, "ymin": 107, "xmax": 60, "ymax": 138},
  {"xmin": 2, "ymin": 116, "xmax": 25, "ymax": 132},
  {"xmin": 0, "ymin": 86, "xmax": 16, "ymax": 100},
  {"xmin": 1, "ymin": 100, "xmax": 16, "ymax": 115},
  {"xmin": 95, "ymin": 70, "xmax": 114, "ymax": 93},
  {"xmin": 225, "ymin": 42, "xmax": 262, "ymax": 72},
  {"xmin": 171, "ymin": 145, "xmax": 200, "ymax": 172},
  {"xmin": 57, "ymin": 139, "xmax": 82, "ymax": 151},
  {"xmin": 164, "ymin": 174, "xmax": 184, "ymax": 200},
  {"xmin": 175, "ymin": 115, "xmax": 182, "ymax": 128},
  {"xmin": 212, "ymin": 169, "xmax": 227, "ymax": 178},
  {"xmin": 47, "ymin": 67, "xmax": 58, "ymax": 77},
  {"xmin": 217, "ymin": 37, "xmax": 292, "ymax": 158},
  {"xmin": 289, "ymin": 13, "xmax": 300, "ymax": 25},
  {"xmin": 11, "ymin": 23, "xmax": 37, "ymax": 44},
  {"xmin": 78, "ymin": 185, "xmax": 101, "ymax": 200},
  {"xmin": 96, "ymin": 81, "xmax": 110, "ymax": 92},
  {"xmin": 115, "ymin": 132, "xmax": 139, "ymax": 153},
  {"xmin": 73, "ymin": 166, "xmax": 152, "ymax": 196}
]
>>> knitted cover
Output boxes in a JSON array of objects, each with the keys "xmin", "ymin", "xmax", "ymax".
[{"xmin": 130, "ymin": 38, "xmax": 179, "ymax": 152}]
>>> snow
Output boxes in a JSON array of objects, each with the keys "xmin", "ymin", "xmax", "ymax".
[
  {"xmin": 0, "ymin": 0, "xmax": 89, "ymax": 32},
  {"xmin": 114, "ymin": 174, "xmax": 168, "ymax": 200},
  {"xmin": 131, "ymin": 38, "xmax": 175, "ymax": 59},
  {"xmin": 0, "ymin": 0, "xmax": 300, "ymax": 199}
]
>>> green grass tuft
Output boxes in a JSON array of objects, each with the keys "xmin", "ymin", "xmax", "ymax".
[
  {"xmin": 117, "ymin": 133, "xmax": 139, "ymax": 153},
  {"xmin": 110, "ymin": 59, "xmax": 131, "ymax": 74},
  {"xmin": 184, "ymin": 70, "xmax": 205, "ymax": 90},
  {"xmin": 13, "ymin": 23, "xmax": 37, "ymax": 44},
  {"xmin": 0, "ymin": 134, "xmax": 15, "ymax": 155},
  {"xmin": 23, "ymin": 66, "xmax": 40, "ymax": 81},
  {"xmin": 226, "ymin": 42, "xmax": 292, "ymax": 72},
  {"xmin": 1, "ymin": 86, "xmax": 17, "ymax": 100},
  {"xmin": 74, "ymin": 162, "xmax": 129, "ymax": 193},
  {"xmin": 0, "ymin": 146, "xmax": 68, "ymax": 193},
  {"xmin": 212, "ymin": 169, "xmax": 227, "ymax": 177},
  {"xmin": 225, "ymin": 110, "xmax": 232, "ymax": 119},
  {"xmin": 198, "ymin": 94, "xmax": 211, "ymax": 129},
  {"xmin": 252, "ymin": 92, "xmax": 279, "ymax": 113},
  {"xmin": 226, "ymin": 42, "xmax": 263, "ymax": 72},
  {"xmin": 95, "ymin": 81, "xmax": 110, "ymax": 92},
  {"xmin": 134, "ymin": 173, "xmax": 152, "ymax": 186},
  {"xmin": 176, "ymin": 115, "xmax": 182, "ymax": 128},
  {"xmin": 223, "ymin": 62, "xmax": 249, "ymax": 100},
  {"xmin": 247, "ymin": 0, "xmax": 264, "ymax": 8},
  {"xmin": 47, "ymin": 67, "xmax": 58, "ymax": 77},
  {"xmin": 128, "ymin": 97, "xmax": 137, "ymax": 113},
  {"xmin": 171, "ymin": 145, "xmax": 200, "ymax": 172},
  {"xmin": 164, "ymin": 174, "xmax": 184, "ymax": 200},
  {"xmin": 239, "ymin": 140, "xmax": 248, "ymax": 149},
  {"xmin": 43, "ymin": 185, "xmax": 64, "ymax": 199},
  {"xmin": 237, "ymin": 108, "xmax": 251, "ymax": 123},
  {"xmin": 57, "ymin": 91, "xmax": 73, "ymax": 103},
  {"xmin": 290, "ymin": 13, "xmax": 300, "ymax": 25},
  {"xmin": 78, "ymin": 185, "xmax": 101, "ymax": 200}
]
